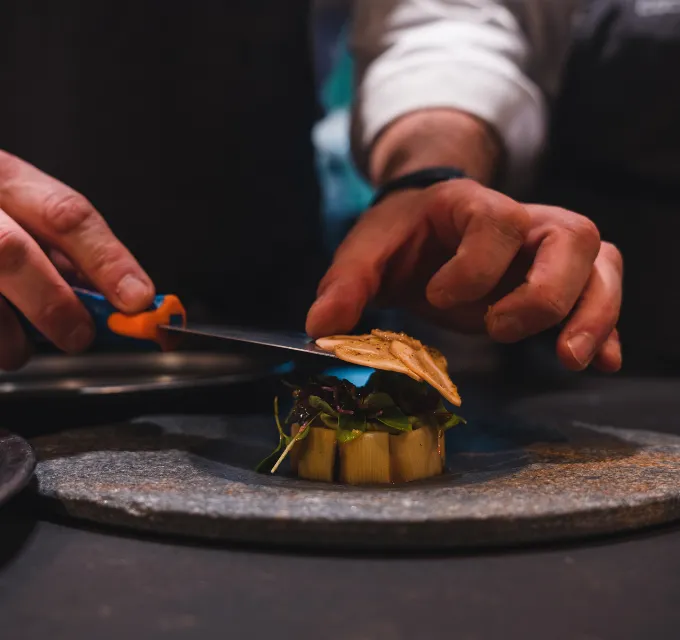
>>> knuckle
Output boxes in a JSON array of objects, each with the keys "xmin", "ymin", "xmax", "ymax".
[
  {"xmin": 584, "ymin": 292, "xmax": 620, "ymax": 335},
  {"xmin": 451, "ymin": 259, "xmax": 498, "ymax": 299},
  {"xmin": 427, "ymin": 181, "xmax": 531, "ymax": 245},
  {"xmin": 42, "ymin": 192, "xmax": 98, "ymax": 235},
  {"xmin": 0, "ymin": 227, "xmax": 30, "ymax": 274},
  {"xmin": 600, "ymin": 241, "xmax": 623, "ymax": 272},
  {"xmin": 480, "ymin": 198, "xmax": 531, "ymax": 244},
  {"xmin": 427, "ymin": 178, "xmax": 478, "ymax": 212},
  {"xmin": 0, "ymin": 151, "xmax": 23, "ymax": 181},
  {"xmin": 34, "ymin": 295, "xmax": 75, "ymax": 331},
  {"xmin": 428, "ymin": 177, "xmax": 474, "ymax": 199},
  {"xmin": 85, "ymin": 241, "xmax": 117, "ymax": 276},
  {"xmin": 462, "ymin": 196, "xmax": 493, "ymax": 221},
  {"xmin": 426, "ymin": 182, "xmax": 456, "ymax": 214},
  {"xmin": 534, "ymin": 285, "xmax": 572, "ymax": 322},
  {"xmin": 600, "ymin": 300, "xmax": 620, "ymax": 328},
  {"xmin": 566, "ymin": 214, "xmax": 601, "ymax": 251}
]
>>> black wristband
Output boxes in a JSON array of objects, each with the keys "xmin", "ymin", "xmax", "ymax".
[{"xmin": 370, "ymin": 166, "xmax": 467, "ymax": 206}]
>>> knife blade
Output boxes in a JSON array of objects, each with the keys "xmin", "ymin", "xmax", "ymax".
[{"xmin": 160, "ymin": 324, "xmax": 337, "ymax": 358}]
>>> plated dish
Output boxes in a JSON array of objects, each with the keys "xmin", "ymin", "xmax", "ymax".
[{"xmin": 258, "ymin": 330, "xmax": 464, "ymax": 484}]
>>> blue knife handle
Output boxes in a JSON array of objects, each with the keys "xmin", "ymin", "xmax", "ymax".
[{"xmin": 17, "ymin": 288, "xmax": 186, "ymax": 352}]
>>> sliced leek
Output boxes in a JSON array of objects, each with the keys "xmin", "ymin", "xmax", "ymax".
[
  {"xmin": 285, "ymin": 425, "xmax": 448, "ymax": 485},
  {"xmin": 290, "ymin": 424, "xmax": 337, "ymax": 482},
  {"xmin": 390, "ymin": 426, "xmax": 444, "ymax": 483},
  {"xmin": 339, "ymin": 432, "xmax": 391, "ymax": 485}
]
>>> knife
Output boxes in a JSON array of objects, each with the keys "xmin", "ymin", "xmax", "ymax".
[
  {"xmin": 19, "ymin": 288, "xmax": 335, "ymax": 358},
  {"xmin": 19, "ymin": 288, "xmax": 186, "ymax": 352},
  {"xmin": 158, "ymin": 324, "xmax": 336, "ymax": 358}
]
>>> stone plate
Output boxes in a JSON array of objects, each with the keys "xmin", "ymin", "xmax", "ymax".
[
  {"xmin": 30, "ymin": 414, "xmax": 680, "ymax": 549},
  {"xmin": 0, "ymin": 430, "xmax": 36, "ymax": 506}
]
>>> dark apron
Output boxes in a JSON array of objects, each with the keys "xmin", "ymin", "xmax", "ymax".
[
  {"xmin": 0, "ymin": 1, "xmax": 324, "ymax": 330},
  {"xmin": 538, "ymin": 0, "xmax": 680, "ymax": 373}
]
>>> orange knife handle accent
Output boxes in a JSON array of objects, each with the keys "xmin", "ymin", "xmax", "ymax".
[
  {"xmin": 108, "ymin": 294, "xmax": 186, "ymax": 351},
  {"xmin": 17, "ymin": 288, "xmax": 187, "ymax": 352}
]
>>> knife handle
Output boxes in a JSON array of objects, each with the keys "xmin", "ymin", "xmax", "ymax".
[{"xmin": 20, "ymin": 288, "xmax": 186, "ymax": 352}]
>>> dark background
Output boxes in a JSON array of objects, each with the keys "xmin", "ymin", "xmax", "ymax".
[{"xmin": 2, "ymin": 3, "xmax": 680, "ymax": 638}]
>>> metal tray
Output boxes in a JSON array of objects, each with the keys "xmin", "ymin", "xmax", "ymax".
[{"xmin": 0, "ymin": 352, "xmax": 290, "ymax": 398}]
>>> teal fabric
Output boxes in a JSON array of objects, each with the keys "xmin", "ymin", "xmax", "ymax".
[
  {"xmin": 315, "ymin": 28, "xmax": 373, "ymax": 250},
  {"xmin": 320, "ymin": 27, "xmax": 354, "ymax": 111}
]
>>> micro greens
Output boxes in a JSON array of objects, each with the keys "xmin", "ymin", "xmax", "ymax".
[{"xmin": 258, "ymin": 371, "xmax": 465, "ymax": 474}]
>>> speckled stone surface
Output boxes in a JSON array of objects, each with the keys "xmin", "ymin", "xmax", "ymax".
[
  {"xmin": 30, "ymin": 414, "xmax": 680, "ymax": 549},
  {"xmin": 0, "ymin": 430, "xmax": 35, "ymax": 506}
]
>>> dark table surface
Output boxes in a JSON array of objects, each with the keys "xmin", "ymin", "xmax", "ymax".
[{"xmin": 3, "ymin": 371, "xmax": 680, "ymax": 640}]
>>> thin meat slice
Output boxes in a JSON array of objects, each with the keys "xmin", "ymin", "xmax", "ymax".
[
  {"xmin": 389, "ymin": 340, "xmax": 461, "ymax": 406},
  {"xmin": 315, "ymin": 330, "xmax": 461, "ymax": 401},
  {"xmin": 370, "ymin": 329, "xmax": 423, "ymax": 350},
  {"xmin": 334, "ymin": 344, "xmax": 422, "ymax": 381},
  {"xmin": 316, "ymin": 335, "xmax": 374, "ymax": 351}
]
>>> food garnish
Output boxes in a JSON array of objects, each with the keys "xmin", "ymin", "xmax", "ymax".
[
  {"xmin": 257, "ymin": 332, "xmax": 465, "ymax": 485},
  {"xmin": 315, "ymin": 329, "xmax": 460, "ymax": 406}
]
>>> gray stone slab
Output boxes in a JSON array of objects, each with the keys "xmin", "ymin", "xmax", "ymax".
[
  {"xmin": 0, "ymin": 430, "xmax": 35, "ymax": 507},
  {"xmin": 30, "ymin": 414, "xmax": 680, "ymax": 549}
]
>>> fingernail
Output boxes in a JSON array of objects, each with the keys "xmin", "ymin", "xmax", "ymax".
[
  {"xmin": 117, "ymin": 274, "xmax": 151, "ymax": 308},
  {"xmin": 490, "ymin": 314, "xmax": 524, "ymax": 341},
  {"xmin": 567, "ymin": 333, "xmax": 596, "ymax": 367},
  {"xmin": 64, "ymin": 322, "xmax": 94, "ymax": 353}
]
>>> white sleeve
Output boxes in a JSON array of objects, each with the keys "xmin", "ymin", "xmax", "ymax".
[{"xmin": 350, "ymin": 0, "xmax": 576, "ymax": 194}]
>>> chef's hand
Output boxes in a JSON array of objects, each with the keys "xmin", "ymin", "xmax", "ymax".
[
  {"xmin": 0, "ymin": 151, "xmax": 155, "ymax": 370},
  {"xmin": 306, "ymin": 179, "xmax": 623, "ymax": 373}
]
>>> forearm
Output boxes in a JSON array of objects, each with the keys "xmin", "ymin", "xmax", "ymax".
[
  {"xmin": 351, "ymin": 0, "xmax": 550, "ymax": 196},
  {"xmin": 369, "ymin": 109, "xmax": 502, "ymax": 186}
]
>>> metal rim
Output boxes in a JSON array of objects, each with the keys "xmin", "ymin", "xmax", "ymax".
[{"xmin": 0, "ymin": 352, "xmax": 289, "ymax": 397}]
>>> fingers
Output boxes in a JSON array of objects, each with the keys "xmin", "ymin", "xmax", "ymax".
[
  {"xmin": 305, "ymin": 193, "xmax": 422, "ymax": 336},
  {"xmin": 556, "ymin": 242, "xmax": 623, "ymax": 371},
  {"xmin": 0, "ymin": 208, "xmax": 94, "ymax": 353},
  {"xmin": 486, "ymin": 207, "xmax": 602, "ymax": 342},
  {"xmin": 307, "ymin": 179, "xmax": 623, "ymax": 380},
  {"xmin": 48, "ymin": 248, "xmax": 92, "ymax": 287},
  {"xmin": 592, "ymin": 329, "xmax": 622, "ymax": 373},
  {"xmin": 0, "ymin": 297, "xmax": 31, "ymax": 370},
  {"xmin": 306, "ymin": 180, "xmax": 531, "ymax": 338},
  {"xmin": 48, "ymin": 248, "xmax": 77, "ymax": 275},
  {"xmin": 0, "ymin": 152, "xmax": 154, "ymax": 313},
  {"xmin": 425, "ymin": 180, "xmax": 531, "ymax": 307}
]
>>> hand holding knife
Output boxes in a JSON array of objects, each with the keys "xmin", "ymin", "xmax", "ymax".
[{"xmin": 20, "ymin": 288, "xmax": 336, "ymax": 358}]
